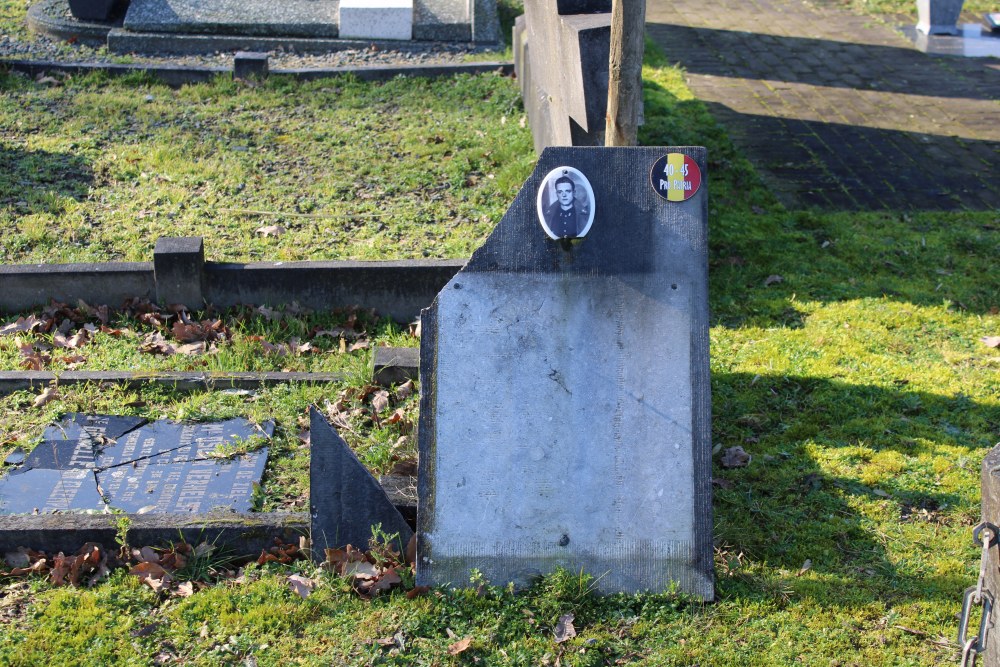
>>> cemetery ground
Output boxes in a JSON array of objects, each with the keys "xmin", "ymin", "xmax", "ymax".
[{"xmin": 0, "ymin": 20, "xmax": 998, "ymax": 667}]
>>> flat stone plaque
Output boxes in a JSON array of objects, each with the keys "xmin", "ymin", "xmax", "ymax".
[
  {"xmin": 0, "ymin": 414, "xmax": 272, "ymax": 515},
  {"xmin": 418, "ymin": 147, "xmax": 713, "ymax": 596}
]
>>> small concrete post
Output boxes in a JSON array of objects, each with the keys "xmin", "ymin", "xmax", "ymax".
[
  {"xmin": 154, "ymin": 236, "xmax": 204, "ymax": 309},
  {"xmin": 233, "ymin": 52, "xmax": 269, "ymax": 80}
]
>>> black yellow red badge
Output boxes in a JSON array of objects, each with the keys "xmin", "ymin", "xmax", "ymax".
[{"xmin": 650, "ymin": 153, "xmax": 702, "ymax": 202}]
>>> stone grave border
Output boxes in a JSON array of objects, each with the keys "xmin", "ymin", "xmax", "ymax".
[
  {"xmin": 2, "ymin": 57, "xmax": 514, "ymax": 88},
  {"xmin": 0, "ymin": 235, "xmax": 437, "ymax": 557}
]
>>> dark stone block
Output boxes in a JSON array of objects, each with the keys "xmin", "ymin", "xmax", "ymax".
[
  {"xmin": 309, "ymin": 407, "xmax": 413, "ymax": 560},
  {"xmin": 69, "ymin": 0, "xmax": 126, "ymax": 22},
  {"xmin": 372, "ymin": 346, "xmax": 419, "ymax": 386},
  {"xmin": 234, "ymin": 51, "xmax": 269, "ymax": 80},
  {"xmin": 555, "ymin": 0, "xmax": 610, "ymax": 14},
  {"xmin": 154, "ymin": 236, "xmax": 204, "ymax": 309}
]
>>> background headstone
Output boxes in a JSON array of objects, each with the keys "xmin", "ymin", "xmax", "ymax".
[
  {"xmin": 514, "ymin": 1, "xmax": 612, "ymax": 152},
  {"xmin": 309, "ymin": 408, "xmax": 414, "ymax": 560},
  {"xmin": 418, "ymin": 146, "xmax": 713, "ymax": 597}
]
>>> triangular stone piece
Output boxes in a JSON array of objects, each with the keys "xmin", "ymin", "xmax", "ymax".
[{"xmin": 309, "ymin": 407, "xmax": 413, "ymax": 560}]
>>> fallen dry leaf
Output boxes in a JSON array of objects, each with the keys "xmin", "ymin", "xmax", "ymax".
[
  {"xmin": 982, "ymin": 336, "xmax": 1000, "ymax": 348},
  {"xmin": 763, "ymin": 274, "xmax": 784, "ymax": 287},
  {"xmin": 371, "ymin": 390, "xmax": 390, "ymax": 414},
  {"xmin": 287, "ymin": 574, "xmax": 315, "ymax": 599},
  {"xmin": 797, "ymin": 559, "xmax": 812, "ymax": 576},
  {"xmin": 33, "ymin": 386, "xmax": 59, "ymax": 408},
  {"xmin": 395, "ymin": 379, "xmax": 415, "ymax": 401},
  {"xmin": 554, "ymin": 613, "xmax": 577, "ymax": 643},
  {"xmin": 256, "ymin": 225, "xmax": 286, "ymax": 238},
  {"xmin": 720, "ymin": 446, "xmax": 751, "ymax": 468},
  {"xmin": 448, "ymin": 636, "xmax": 473, "ymax": 655},
  {"xmin": 0, "ymin": 316, "xmax": 45, "ymax": 336}
]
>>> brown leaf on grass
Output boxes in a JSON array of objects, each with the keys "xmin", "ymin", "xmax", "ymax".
[
  {"xmin": 172, "ymin": 319, "xmax": 229, "ymax": 343},
  {"xmin": 312, "ymin": 327, "xmax": 361, "ymax": 341},
  {"xmin": 409, "ymin": 320, "xmax": 421, "ymax": 339},
  {"xmin": 554, "ymin": 614, "xmax": 577, "ymax": 643},
  {"xmin": 395, "ymin": 379, "xmax": 415, "ymax": 401},
  {"xmin": 287, "ymin": 574, "xmax": 315, "ymax": 599},
  {"xmin": 256, "ymin": 225, "xmax": 286, "ymax": 237},
  {"xmin": 9, "ymin": 557, "xmax": 49, "ymax": 577},
  {"xmin": 371, "ymin": 390, "xmax": 390, "ymax": 414},
  {"xmin": 763, "ymin": 274, "xmax": 784, "ymax": 287},
  {"xmin": 52, "ymin": 329, "xmax": 90, "ymax": 349},
  {"xmin": 406, "ymin": 585, "xmax": 430, "ymax": 599},
  {"xmin": 982, "ymin": 336, "xmax": 1000, "ymax": 348},
  {"xmin": 59, "ymin": 354, "xmax": 87, "ymax": 369},
  {"xmin": 20, "ymin": 345, "xmax": 51, "ymax": 371},
  {"xmin": 130, "ymin": 561, "xmax": 173, "ymax": 593},
  {"xmin": 33, "ymin": 386, "xmax": 59, "ymax": 408},
  {"xmin": 140, "ymin": 332, "xmax": 176, "ymax": 355},
  {"xmin": 349, "ymin": 339, "xmax": 370, "ymax": 352},
  {"xmin": 448, "ymin": 637, "xmax": 473, "ymax": 655},
  {"xmin": 721, "ymin": 446, "xmax": 751, "ymax": 468},
  {"xmin": 0, "ymin": 316, "xmax": 45, "ymax": 337}
]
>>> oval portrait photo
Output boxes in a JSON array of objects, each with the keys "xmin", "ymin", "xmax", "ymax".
[{"xmin": 536, "ymin": 166, "xmax": 596, "ymax": 240}]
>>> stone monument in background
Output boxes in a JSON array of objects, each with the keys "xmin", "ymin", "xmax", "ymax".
[
  {"xmin": 513, "ymin": 1, "xmax": 614, "ymax": 152},
  {"xmin": 417, "ymin": 146, "xmax": 714, "ymax": 597}
]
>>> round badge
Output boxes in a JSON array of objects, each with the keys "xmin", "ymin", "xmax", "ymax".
[{"xmin": 650, "ymin": 153, "xmax": 702, "ymax": 202}]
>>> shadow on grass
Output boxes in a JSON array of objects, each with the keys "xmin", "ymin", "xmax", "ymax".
[
  {"xmin": 710, "ymin": 371, "xmax": 996, "ymax": 606},
  {"xmin": 639, "ymin": 75, "xmax": 999, "ymax": 320},
  {"xmin": 0, "ymin": 143, "xmax": 94, "ymax": 219}
]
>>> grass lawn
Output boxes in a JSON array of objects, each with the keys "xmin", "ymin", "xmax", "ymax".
[{"xmin": 1, "ymin": 17, "xmax": 999, "ymax": 667}]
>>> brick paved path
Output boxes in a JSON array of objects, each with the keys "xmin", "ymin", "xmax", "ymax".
[{"xmin": 646, "ymin": 0, "xmax": 1000, "ymax": 210}]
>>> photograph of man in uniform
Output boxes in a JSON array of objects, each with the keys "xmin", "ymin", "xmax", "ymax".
[{"xmin": 536, "ymin": 167, "xmax": 595, "ymax": 240}]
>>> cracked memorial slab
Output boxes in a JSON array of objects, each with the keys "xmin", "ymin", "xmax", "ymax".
[{"xmin": 0, "ymin": 413, "xmax": 273, "ymax": 514}]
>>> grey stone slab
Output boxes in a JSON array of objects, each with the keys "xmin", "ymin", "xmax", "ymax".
[
  {"xmin": 0, "ymin": 468, "xmax": 107, "ymax": 514},
  {"xmin": 123, "ymin": 0, "xmax": 342, "ymax": 38},
  {"xmin": 0, "ymin": 415, "xmax": 272, "ymax": 515},
  {"xmin": 309, "ymin": 407, "xmax": 413, "ymax": 559},
  {"xmin": 519, "ymin": 4, "xmax": 612, "ymax": 148},
  {"xmin": 42, "ymin": 413, "xmax": 147, "ymax": 447},
  {"xmin": 418, "ymin": 147, "xmax": 713, "ymax": 597}
]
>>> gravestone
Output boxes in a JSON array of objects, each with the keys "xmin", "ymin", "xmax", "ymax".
[
  {"xmin": 417, "ymin": 146, "xmax": 713, "ymax": 596},
  {"xmin": 309, "ymin": 408, "xmax": 413, "ymax": 560},
  {"xmin": 513, "ymin": 1, "xmax": 613, "ymax": 152},
  {"xmin": 0, "ymin": 414, "xmax": 272, "ymax": 514}
]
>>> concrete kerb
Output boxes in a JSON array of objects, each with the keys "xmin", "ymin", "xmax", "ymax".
[
  {"xmin": 1, "ymin": 58, "xmax": 514, "ymax": 87},
  {"xmin": 0, "ymin": 237, "xmax": 465, "ymax": 322}
]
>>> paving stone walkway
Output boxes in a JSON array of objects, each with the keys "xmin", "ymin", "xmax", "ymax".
[{"xmin": 646, "ymin": 0, "xmax": 1000, "ymax": 210}]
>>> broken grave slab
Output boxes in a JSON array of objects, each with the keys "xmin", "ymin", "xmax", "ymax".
[
  {"xmin": 0, "ymin": 414, "xmax": 272, "ymax": 515},
  {"xmin": 418, "ymin": 146, "xmax": 713, "ymax": 596},
  {"xmin": 310, "ymin": 407, "xmax": 413, "ymax": 560}
]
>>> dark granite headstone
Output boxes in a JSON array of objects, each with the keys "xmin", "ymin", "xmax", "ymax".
[
  {"xmin": 0, "ymin": 414, "xmax": 272, "ymax": 515},
  {"xmin": 309, "ymin": 407, "xmax": 413, "ymax": 560},
  {"xmin": 417, "ymin": 147, "xmax": 713, "ymax": 596}
]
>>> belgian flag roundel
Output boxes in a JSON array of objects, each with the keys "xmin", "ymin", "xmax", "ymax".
[{"xmin": 650, "ymin": 153, "xmax": 702, "ymax": 202}]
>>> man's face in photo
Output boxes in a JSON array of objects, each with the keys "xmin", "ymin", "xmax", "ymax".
[{"xmin": 556, "ymin": 182, "xmax": 574, "ymax": 208}]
